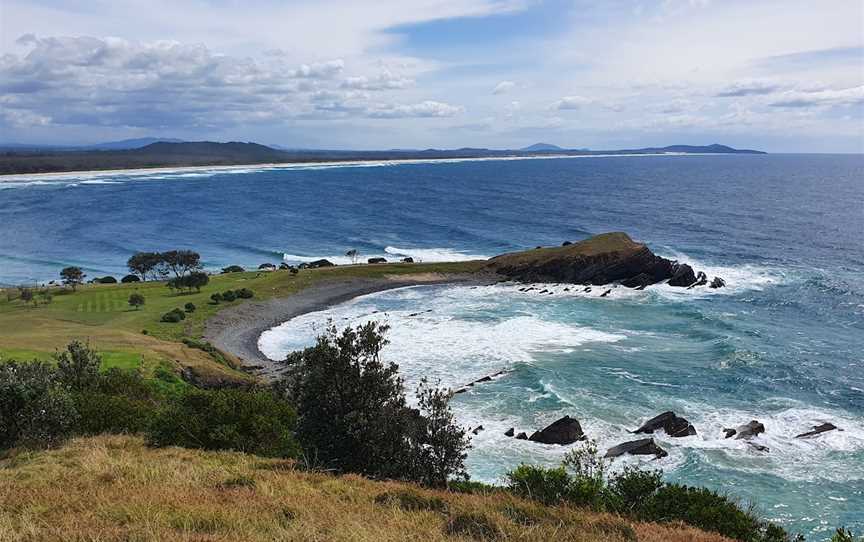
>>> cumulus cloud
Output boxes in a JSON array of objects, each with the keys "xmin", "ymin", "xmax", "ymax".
[
  {"xmin": 0, "ymin": 34, "xmax": 460, "ymax": 131},
  {"xmin": 492, "ymin": 80, "xmax": 516, "ymax": 94},
  {"xmin": 768, "ymin": 85, "xmax": 864, "ymax": 108},
  {"xmin": 367, "ymin": 100, "xmax": 464, "ymax": 118},
  {"xmin": 341, "ymin": 70, "xmax": 414, "ymax": 90}
]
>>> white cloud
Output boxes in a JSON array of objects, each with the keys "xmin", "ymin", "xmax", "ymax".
[
  {"xmin": 492, "ymin": 80, "xmax": 516, "ymax": 94},
  {"xmin": 554, "ymin": 95, "xmax": 593, "ymax": 110},
  {"xmin": 367, "ymin": 100, "xmax": 464, "ymax": 118},
  {"xmin": 768, "ymin": 85, "xmax": 864, "ymax": 108},
  {"xmin": 290, "ymin": 60, "xmax": 345, "ymax": 79},
  {"xmin": 342, "ymin": 70, "xmax": 414, "ymax": 90}
]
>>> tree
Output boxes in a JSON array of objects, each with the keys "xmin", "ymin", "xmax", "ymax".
[
  {"xmin": 160, "ymin": 250, "xmax": 201, "ymax": 280},
  {"xmin": 60, "ymin": 267, "xmax": 85, "ymax": 291},
  {"xmin": 185, "ymin": 271, "xmax": 209, "ymax": 292},
  {"xmin": 278, "ymin": 322, "xmax": 469, "ymax": 485},
  {"xmin": 19, "ymin": 287, "xmax": 35, "ymax": 306},
  {"xmin": 345, "ymin": 249, "xmax": 359, "ymax": 264},
  {"xmin": 127, "ymin": 252, "xmax": 161, "ymax": 281},
  {"xmin": 128, "ymin": 293, "xmax": 145, "ymax": 310}
]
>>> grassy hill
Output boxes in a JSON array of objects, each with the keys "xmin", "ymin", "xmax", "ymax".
[
  {"xmin": 0, "ymin": 261, "xmax": 483, "ymax": 386},
  {"xmin": 0, "ymin": 434, "xmax": 732, "ymax": 542}
]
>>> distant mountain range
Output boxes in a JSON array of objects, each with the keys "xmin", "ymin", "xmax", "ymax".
[
  {"xmin": 0, "ymin": 140, "xmax": 766, "ymax": 175},
  {"xmin": 0, "ymin": 137, "xmax": 185, "ymax": 152}
]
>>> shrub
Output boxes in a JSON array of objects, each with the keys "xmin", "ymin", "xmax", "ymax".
[
  {"xmin": 507, "ymin": 465, "xmax": 573, "ymax": 505},
  {"xmin": 606, "ymin": 465, "xmax": 664, "ymax": 515},
  {"xmin": 121, "ymin": 274, "xmax": 141, "ymax": 283},
  {"xmin": 235, "ymin": 288, "xmax": 254, "ymax": 299},
  {"xmin": 161, "ymin": 308, "xmax": 186, "ymax": 323},
  {"xmin": 128, "ymin": 293, "xmax": 145, "ymax": 310},
  {"xmin": 94, "ymin": 276, "xmax": 117, "ymax": 284},
  {"xmin": 0, "ymin": 360, "xmax": 77, "ymax": 449},
  {"xmin": 210, "ymin": 292, "xmax": 223, "ymax": 304},
  {"xmin": 221, "ymin": 290, "xmax": 236, "ymax": 302},
  {"xmin": 279, "ymin": 323, "xmax": 469, "ymax": 485},
  {"xmin": 55, "ymin": 340, "xmax": 102, "ymax": 391},
  {"xmin": 148, "ymin": 388, "xmax": 299, "ymax": 458},
  {"xmin": 832, "ymin": 528, "xmax": 862, "ymax": 542},
  {"xmin": 374, "ymin": 490, "xmax": 448, "ymax": 513},
  {"xmin": 221, "ymin": 265, "xmax": 245, "ymax": 274},
  {"xmin": 184, "ymin": 302, "xmax": 196, "ymax": 313}
]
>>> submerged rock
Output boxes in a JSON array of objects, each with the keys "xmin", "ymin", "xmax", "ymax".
[
  {"xmin": 795, "ymin": 422, "xmax": 840, "ymax": 439},
  {"xmin": 472, "ymin": 425, "xmax": 484, "ymax": 435},
  {"xmin": 709, "ymin": 276, "xmax": 726, "ymax": 289},
  {"xmin": 747, "ymin": 442, "xmax": 770, "ymax": 453},
  {"xmin": 604, "ymin": 438, "xmax": 668, "ymax": 459},
  {"xmin": 528, "ymin": 416, "xmax": 586, "ymax": 445},
  {"xmin": 505, "ymin": 428, "xmax": 515, "ymax": 437},
  {"xmin": 515, "ymin": 432, "xmax": 528, "ymax": 440},
  {"xmin": 723, "ymin": 420, "xmax": 765, "ymax": 440},
  {"xmin": 633, "ymin": 411, "xmax": 696, "ymax": 437}
]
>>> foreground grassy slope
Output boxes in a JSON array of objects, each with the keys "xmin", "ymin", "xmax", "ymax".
[
  {"xmin": 0, "ymin": 261, "xmax": 483, "ymax": 384},
  {"xmin": 0, "ymin": 435, "xmax": 732, "ymax": 542}
]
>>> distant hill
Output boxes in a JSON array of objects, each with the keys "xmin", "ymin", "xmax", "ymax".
[
  {"xmin": 0, "ymin": 141, "xmax": 766, "ymax": 175},
  {"xmin": 88, "ymin": 137, "xmax": 185, "ymax": 150},
  {"xmin": 521, "ymin": 143, "xmax": 564, "ymax": 152}
]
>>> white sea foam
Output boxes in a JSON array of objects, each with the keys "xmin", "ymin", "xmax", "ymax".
[{"xmin": 281, "ymin": 246, "xmax": 489, "ymax": 265}]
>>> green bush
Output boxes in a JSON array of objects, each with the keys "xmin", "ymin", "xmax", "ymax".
[
  {"xmin": 55, "ymin": 340, "xmax": 102, "ymax": 390},
  {"xmin": 71, "ymin": 369, "xmax": 158, "ymax": 435},
  {"xmin": 221, "ymin": 265, "xmax": 245, "ymax": 274},
  {"xmin": 0, "ymin": 360, "xmax": 77, "ymax": 449},
  {"xmin": 832, "ymin": 528, "xmax": 862, "ymax": 542},
  {"xmin": 606, "ymin": 465, "xmax": 664, "ymax": 515},
  {"xmin": 94, "ymin": 276, "xmax": 117, "ymax": 284},
  {"xmin": 121, "ymin": 274, "xmax": 141, "ymax": 283},
  {"xmin": 506, "ymin": 465, "xmax": 573, "ymax": 505},
  {"xmin": 184, "ymin": 302, "xmax": 196, "ymax": 313},
  {"xmin": 221, "ymin": 290, "xmax": 236, "ymax": 302},
  {"xmin": 148, "ymin": 388, "xmax": 299, "ymax": 458},
  {"xmin": 235, "ymin": 288, "xmax": 254, "ymax": 299},
  {"xmin": 161, "ymin": 308, "xmax": 186, "ymax": 322},
  {"xmin": 210, "ymin": 292, "xmax": 223, "ymax": 304}
]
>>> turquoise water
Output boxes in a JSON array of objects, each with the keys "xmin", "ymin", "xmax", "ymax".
[{"xmin": 2, "ymin": 153, "xmax": 863, "ymax": 537}]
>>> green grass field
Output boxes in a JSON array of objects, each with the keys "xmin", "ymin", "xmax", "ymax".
[{"xmin": 0, "ymin": 261, "xmax": 482, "ymax": 385}]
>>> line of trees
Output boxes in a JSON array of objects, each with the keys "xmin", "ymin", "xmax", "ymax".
[{"xmin": 127, "ymin": 250, "xmax": 201, "ymax": 282}]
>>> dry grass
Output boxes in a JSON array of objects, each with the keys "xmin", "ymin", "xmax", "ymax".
[{"xmin": 0, "ymin": 435, "xmax": 732, "ymax": 542}]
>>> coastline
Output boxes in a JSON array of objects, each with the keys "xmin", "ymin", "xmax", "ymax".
[
  {"xmin": 0, "ymin": 151, "xmax": 722, "ymax": 183},
  {"xmin": 204, "ymin": 272, "xmax": 493, "ymax": 379}
]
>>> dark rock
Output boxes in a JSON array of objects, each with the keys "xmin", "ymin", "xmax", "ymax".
[
  {"xmin": 584, "ymin": 287, "xmax": 592, "ymax": 292},
  {"xmin": 723, "ymin": 420, "xmax": 765, "ymax": 440},
  {"xmin": 562, "ymin": 241, "xmax": 573, "ymax": 246},
  {"xmin": 476, "ymin": 376, "xmax": 493, "ymax": 383},
  {"xmin": 709, "ymin": 276, "xmax": 726, "ymax": 289},
  {"xmin": 505, "ymin": 428, "xmax": 515, "ymax": 437},
  {"xmin": 633, "ymin": 411, "xmax": 696, "ymax": 437},
  {"xmin": 367, "ymin": 257, "xmax": 388, "ymax": 264},
  {"xmin": 563, "ymin": 287, "xmax": 570, "ymax": 292},
  {"xmin": 668, "ymin": 263, "xmax": 697, "ymax": 287},
  {"xmin": 747, "ymin": 442, "xmax": 770, "ymax": 453},
  {"xmin": 472, "ymin": 425, "xmax": 484, "ymax": 435},
  {"xmin": 401, "ymin": 257, "xmax": 414, "ymax": 263},
  {"xmin": 515, "ymin": 432, "xmax": 528, "ymax": 440},
  {"xmin": 528, "ymin": 416, "xmax": 586, "ymax": 445},
  {"xmin": 621, "ymin": 273, "xmax": 653, "ymax": 289},
  {"xmin": 795, "ymin": 422, "xmax": 840, "ymax": 439},
  {"xmin": 604, "ymin": 438, "xmax": 668, "ymax": 459},
  {"xmin": 687, "ymin": 272, "xmax": 708, "ymax": 289},
  {"xmin": 600, "ymin": 289, "xmax": 612, "ymax": 297}
]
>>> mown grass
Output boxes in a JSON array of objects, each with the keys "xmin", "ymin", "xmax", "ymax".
[
  {"xmin": 0, "ymin": 261, "xmax": 484, "ymax": 385},
  {"xmin": 0, "ymin": 435, "xmax": 734, "ymax": 542}
]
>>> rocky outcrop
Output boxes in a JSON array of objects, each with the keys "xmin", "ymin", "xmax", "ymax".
[
  {"xmin": 484, "ymin": 232, "xmax": 714, "ymax": 290},
  {"xmin": 667, "ymin": 264, "xmax": 696, "ymax": 287},
  {"xmin": 528, "ymin": 416, "xmax": 586, "ymax": 445},
  {"xmin": 515, "ymin": 432, "xmax": 528, "ymax": 440},
  {"xmin": 633, "ymin": 411, "xmax": 696, "ymax": 437},
  {"xmin": 709, "ymin": 277, "xmax": 726, "ymax": 289},
  {"xmin": 795, "ymin": 422, "xmax": 840, "ymax": 439},
  {"xmin": 505, "ymin": 428, "xmax": 515, "ymax": 437},
  {"xmin": 604, "ymin": 438, "xmax": 668, "ymax": 459},
  {"xmin": 723, "ymin": 420, "xmax": 765, "ymax": 440},
  {"xmin": 688, "ymin": 272, "xmax": 708, "ymax": 289}
]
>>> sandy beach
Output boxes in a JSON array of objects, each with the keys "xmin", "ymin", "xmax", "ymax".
[{"xmin": 204, "ymin": 272, "xmax": 492, "ymax": 379}]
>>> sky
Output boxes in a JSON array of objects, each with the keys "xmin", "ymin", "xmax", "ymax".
[{"xmin": 1, "ymin": 0, "xmax": 862, "ymax": 152}]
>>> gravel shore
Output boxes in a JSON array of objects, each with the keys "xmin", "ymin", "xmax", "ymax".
[{"xmin": 204, "ymin": 273, "xmax": 491, "ymax": 379}]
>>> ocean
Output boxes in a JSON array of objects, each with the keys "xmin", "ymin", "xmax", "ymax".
[{"xmin": 2, "ymin": 153, "xmax": 863, "ymax": 537}]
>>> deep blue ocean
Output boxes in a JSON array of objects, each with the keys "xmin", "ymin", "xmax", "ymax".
[{"xmin": 2, "ymin": 154, "xmax": 863, "ymax": 538}]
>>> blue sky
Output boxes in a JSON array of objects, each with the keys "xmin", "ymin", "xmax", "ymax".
[{"xmin": 1, "ymin": 0, "xmax": 862, "ymax": 151}]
